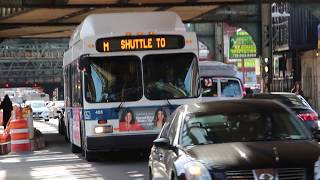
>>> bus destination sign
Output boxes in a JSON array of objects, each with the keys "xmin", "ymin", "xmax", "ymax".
[{"xmin": 96, "ymin": 35, "xmax": 185, "ymax": 52}]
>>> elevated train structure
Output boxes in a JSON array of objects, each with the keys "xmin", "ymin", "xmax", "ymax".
[
  {"xmin": 0, "ymin": 0, "xmax": 317, "ymax": 95},
  {"xmin": 0, "ymin": 40, "xmax": 67, "ymax": 95}
]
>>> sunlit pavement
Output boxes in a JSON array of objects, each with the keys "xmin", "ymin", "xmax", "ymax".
[{"xmin": 0, "ymin": 119, "xmax": 148, "ymax": 180}]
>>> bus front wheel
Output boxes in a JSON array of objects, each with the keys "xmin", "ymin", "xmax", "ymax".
[{"xmin": 84, "ymin": 149, "xmax": 97, "ymax": 162}]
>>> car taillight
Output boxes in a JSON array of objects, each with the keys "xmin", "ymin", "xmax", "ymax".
[{"xmin": 297, "ymin": 112, "xmax": 318, "ymax": 121}]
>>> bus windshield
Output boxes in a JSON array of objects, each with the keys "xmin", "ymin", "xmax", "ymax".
[
  {"xmin": 84, "ymin": 56, "xmax": 142, "ymax": 103},
  {"xmin": 143, "ymin": 53, "xmax": 198, "ymax": 100}
]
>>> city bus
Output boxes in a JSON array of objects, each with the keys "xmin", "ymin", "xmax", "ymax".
[{"xmin": 63, "ymin": 11, "xmax": 200, "ymax": 161}]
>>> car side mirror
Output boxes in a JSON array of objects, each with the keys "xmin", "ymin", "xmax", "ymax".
[{"xmin": 153, "ymin": 138, "xmax": 171, "ymax": 149}]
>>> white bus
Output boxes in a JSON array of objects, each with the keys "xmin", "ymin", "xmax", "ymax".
[{"xmin": 63, "ymin": 11, "xmax": 200, "ymax": 161}]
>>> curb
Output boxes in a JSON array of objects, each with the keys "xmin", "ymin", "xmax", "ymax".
[{"xmin": 0, "ymin": 142, "xmax": 10, "ymax": 155}]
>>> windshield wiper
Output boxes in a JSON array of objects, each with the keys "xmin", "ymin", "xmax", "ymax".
[
  {"xmin": 166, "ymin": 98, "xmax": 175, "ymax": 114},
  {"xmin": 116, "ymin": 94, "xmax": 125, "ymax": 113}
]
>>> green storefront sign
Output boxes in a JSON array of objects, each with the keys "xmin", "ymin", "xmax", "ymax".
[{"xmin": 229, "ymin": 30, "xmax": 257, "ymax": 59}]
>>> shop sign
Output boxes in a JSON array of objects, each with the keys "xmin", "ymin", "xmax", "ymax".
[{"xmin": 229, "ymin": 30, "xmax": 257, "ymax": 59}]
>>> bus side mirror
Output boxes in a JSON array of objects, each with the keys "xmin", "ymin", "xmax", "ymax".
[{"xmin": 79, "ymin": 56, "xmax": 91, "ymax": 74}]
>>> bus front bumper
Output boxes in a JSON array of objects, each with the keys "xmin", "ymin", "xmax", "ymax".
[{"xmin": 86, "ymin": 132, "xmax": 158, "ymax": 151}]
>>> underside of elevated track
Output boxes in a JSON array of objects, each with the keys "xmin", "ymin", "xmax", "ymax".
[{"xmin": 0, "ymin": 0, "xmax": 319, "ymax": 97}]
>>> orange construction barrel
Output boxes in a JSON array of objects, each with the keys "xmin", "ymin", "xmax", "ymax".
[
  {"xmin": 10, "ymin": 118, "xmax": 30, "ymax": 152},
  {"xmin": 0, "ymin": 110, "xmax": 3, "ymax": 127}
]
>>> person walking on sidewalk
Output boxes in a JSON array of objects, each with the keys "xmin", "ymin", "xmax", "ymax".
[
  {"xmin": 291, "ymin": 81, "xmax": 304, "ymax": 97},
  {"xmin": 0, "ymin": 95, "xmax": 13, "ymax": 129}
]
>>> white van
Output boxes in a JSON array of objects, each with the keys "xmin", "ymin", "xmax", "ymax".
[{"xmin": 199, "ymin": 61, "xmax": 245, "ymax": 101}]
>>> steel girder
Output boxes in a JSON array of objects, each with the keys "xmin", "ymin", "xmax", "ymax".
[{"xmin": 0, "ymin": 42, "xmax": 67, "ymax": 84}]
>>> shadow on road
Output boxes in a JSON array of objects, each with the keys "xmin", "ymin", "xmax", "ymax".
[
  {"xmin": 43, "ymin": 132, "xmax": 150, "ymax": 163},
  {"xmin": 95, "ymin": 150, "xmax": 150, "ymax": 163}
]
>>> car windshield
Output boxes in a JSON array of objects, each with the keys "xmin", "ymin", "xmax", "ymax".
[
  {"xmin": 143, "ymin": 53, "xmax": 199, "ymax": 100},
  {"xmin": 84, "ymin": 56, "xmax": 143, "ymax": 103},
  {"xmin": 181, "ymin": 110, "xmax": 311, "ymax": 146}
]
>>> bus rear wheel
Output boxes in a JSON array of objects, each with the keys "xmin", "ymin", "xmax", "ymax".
[{"xmin": 71, "ymin": 143, "xmax": 81, "ymax": 153}]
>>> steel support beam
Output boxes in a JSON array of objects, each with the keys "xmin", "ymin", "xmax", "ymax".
[
  {"xmin": 0, "ymin": 1, "xmax": 318, "ymax": 8},
  {"xmin": 0, "ymin": 0, "xmax": 67, "ymax": 7},
  {"xmin": 0, "ymin": 41, "xmax": 65, "ymax": 85}
]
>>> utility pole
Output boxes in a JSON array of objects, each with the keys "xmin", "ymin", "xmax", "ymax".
[
  {"xmin": 214, "ymin": 22, "xmax": 224, "ymax": 62},
  {"xmin": 261, "ymin": 3, "xmax": 273, "ymax": 92}
]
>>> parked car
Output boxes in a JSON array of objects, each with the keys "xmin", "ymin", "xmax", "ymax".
[
  {"xmin": 148, "ymin": 99, "xmax": 320, "ymax": 180},
  {"xmin": 47, "ymin": 100, "xmax": 64, "ymax": 119},
  {"xmin": 246, "ymin": 92, "xmax": 319, "ymax": 132},
  {"xmin": 25, "ymin": 100, "xmax": 50, "ymax": 121}
]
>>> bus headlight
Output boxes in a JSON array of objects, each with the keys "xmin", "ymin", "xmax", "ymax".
[
  {"xmin": 94, "ymin": 125, "xmax": 113, "ymax": 134},
  {"xmin": 184, "ymin": 161, "xmax": 212, "ymax": 180}
]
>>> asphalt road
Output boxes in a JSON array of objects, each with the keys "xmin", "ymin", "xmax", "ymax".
[{"xmin": 0, "ymin": 119, "xmax": 149, "ymax": 180}]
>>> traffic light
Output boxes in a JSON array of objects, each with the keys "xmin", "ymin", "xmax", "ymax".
[
  {"xmin": 5, "ymin": 83, "xmax": 9, "ymax": 88},
  {"xmin": 263, "ymin": 58, "xmax": 272, "ymax": 78}
]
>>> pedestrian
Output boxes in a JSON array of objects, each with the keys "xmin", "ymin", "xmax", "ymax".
[
  {"xmin": 0, "ymin": 95, "xmax": 13, "ymax": 129},
  {"xmin": 291, "ymin": 81, "xmax": 304, "ymax": 97}
]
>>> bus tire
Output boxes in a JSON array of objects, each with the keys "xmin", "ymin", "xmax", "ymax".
[
  {"xmin": 59, "ymin": 120, "xmax": 65, "ymax": 135},
  {"xmin": 71, "ymin": 143, "xmax": 81, "ymax": 153},
  {"xmin": 65, "ymin": 133, "xmax": 69, "ymax": 142},
  {"xmin": 84, "ymin": 150, "xmax": 97, "ymax": 162},
  {"xmin": 58, "ymin": 121, "xmax": 62, "ymax": 135}
]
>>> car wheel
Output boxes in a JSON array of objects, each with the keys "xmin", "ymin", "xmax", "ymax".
[{"xmin": 45, "ymin": 119, "xmax": 49, "ymax": 122}]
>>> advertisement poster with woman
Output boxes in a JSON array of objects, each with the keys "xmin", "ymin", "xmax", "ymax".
[{"xmin": 118, "ymin": 107, "xmax": 169, "ymax": 132}]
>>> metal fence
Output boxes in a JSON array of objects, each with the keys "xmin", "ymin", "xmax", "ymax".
[{"xmin": 271, "ymin": 77, "xmax": 294, "ymax": 92}]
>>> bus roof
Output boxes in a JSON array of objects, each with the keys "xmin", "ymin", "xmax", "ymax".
[
  {"xmin": 199, "ymin": 61, "xmax": 239, "ymax": 77},
  {"xmin": 69, "ymin": 11, "xmax": 186, "ymax": 47}
]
